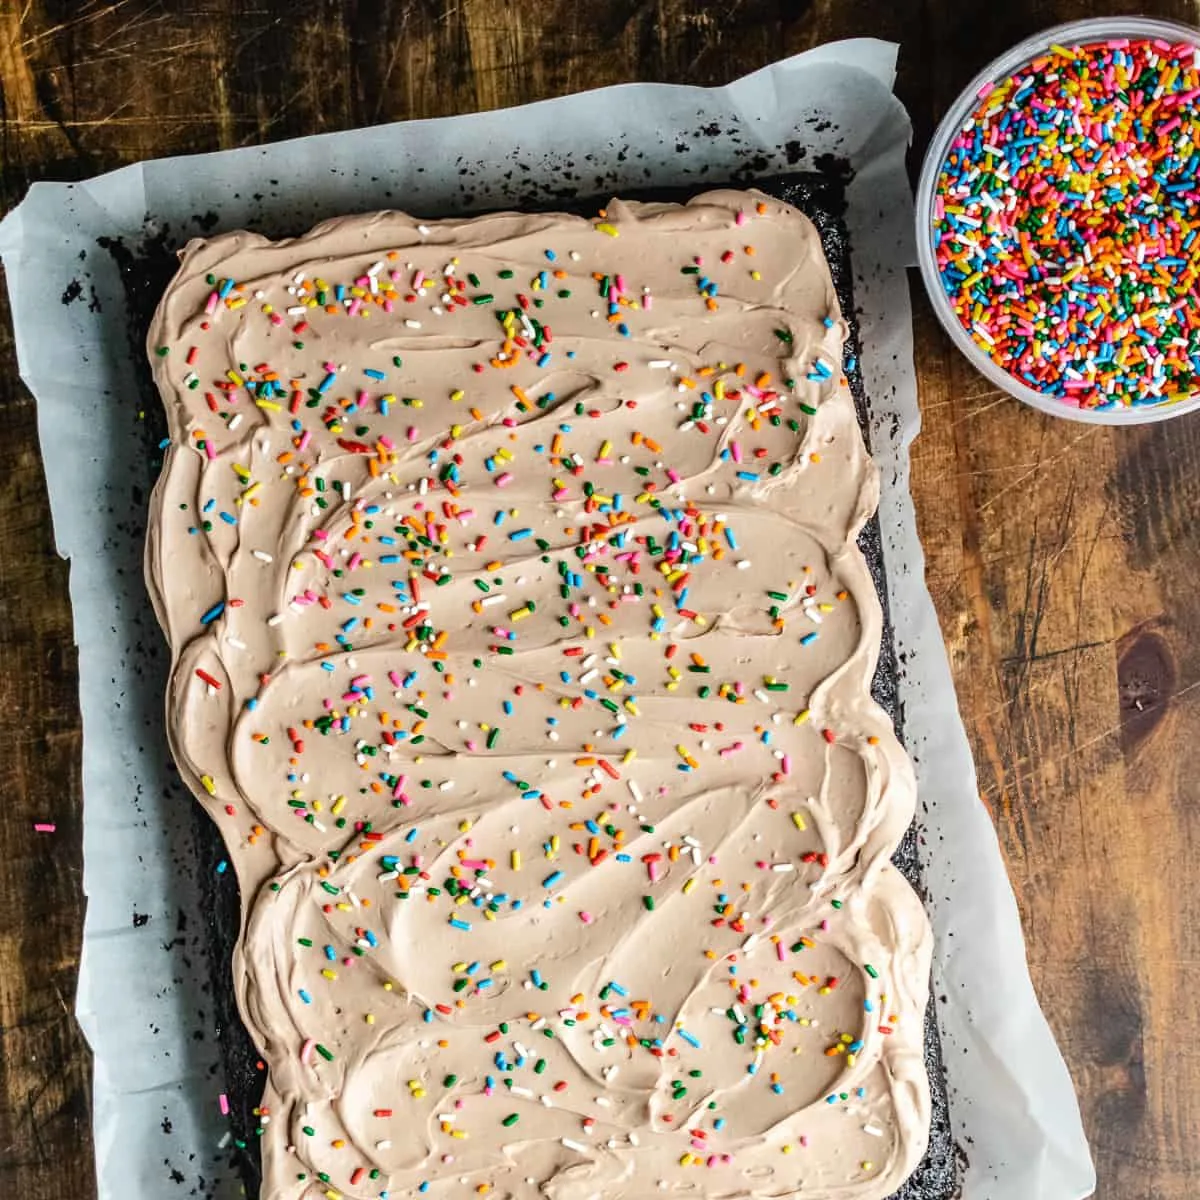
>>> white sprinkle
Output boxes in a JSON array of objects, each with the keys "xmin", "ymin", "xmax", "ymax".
[
  {"xmin": 252, "ymin": 550, "xmax": 273, "ymax": 563},
  {"xmin": 561, "ymin": 1138, "xmax": 587, "ymax": 1152}
]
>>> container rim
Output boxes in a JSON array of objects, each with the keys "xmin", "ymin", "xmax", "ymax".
[{"xmin": 914, "ymin": 16, "xmax": 1200, "ymax": 425}]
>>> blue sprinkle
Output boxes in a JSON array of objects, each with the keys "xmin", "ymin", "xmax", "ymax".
[{"xmin": 200, "ymin": 601, "xmax": 226, "ymax": 625}]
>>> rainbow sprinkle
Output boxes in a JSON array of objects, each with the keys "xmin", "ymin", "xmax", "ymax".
[{"xmin": 933, "ymin": 36, "xmax": 1200, "ymax": 411}]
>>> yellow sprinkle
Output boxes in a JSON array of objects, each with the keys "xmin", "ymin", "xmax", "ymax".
[
  {"xmin": 794, "ymin": 708, "xmax": 811, "ymax": 725},
  {"xmin": 511, "ymin": 850, "xmax": 521, "ymax": 871},
  {"xmin": 791, "ymin": 812, "xmax": 807, "ymax": 831},
  {"xmin": 682, "ymin": 878, "xmax": 696, "ymax": 895},
  {"xmin": 365, "ymin": 1013, "xmax": 375, "ymax": 1025},
  {"xmin": 490, "ymin": 960, "xmax": 508, "ymax": 972},
  {"xmin": 322, "ymin": 969, "xmax": 338, "ymax": 981},
  {"xmin": 200, "ymin": 774, "xmax": 216, "ymax": 795},
  {"xmin": 450, "ymin": 389, "xmax": 465, "ymax": 402},
  {"xmin": 595, "ymin": 222, "xmax": 619, "ymax": 237},
  {"xmin": 331, "ymin": 795, "xmax": 346, "ymax": 815}
]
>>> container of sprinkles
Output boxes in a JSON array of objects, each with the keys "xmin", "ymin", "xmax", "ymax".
[{"xmin": 916, "ymin": 18, "xmax": 1200, "ymax": 423}]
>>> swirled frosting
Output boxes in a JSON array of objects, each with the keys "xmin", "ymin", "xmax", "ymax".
[{"xmin": 146, "ymin": 189, "xmax": 933, "ymax": 1200}]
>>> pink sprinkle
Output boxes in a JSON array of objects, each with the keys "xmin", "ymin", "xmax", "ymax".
[
  {"xmin": 379, "ymin": 434, "xmax": 396, "ymax": 449},
  {"xmin": 219, "ymin": 1093, "xmax": 230, "ymax": 1115},
  {"xmin": 781, "ymin": 754, "xmax": 792, "ymax": 776},
  {"xmin": 347, "ymin": 553, "xmax": 362, "ymax": 571},
  {"xmin": 579, "ymin": 911, "xmax": 594, "ymax": 924},
  {"xmin": 776, "ymin": 940, "xmax": 786, "ymax": 962},
  {"xmin": 388, "ymin": 670, "xmax": 403, "ymax": 686},
  {"xmin": 297, "ymin": 429, "xmax": 312, "ymax": 451},
  {"xmin": 348, "ymin": 298, "xmax": 362, "ymax": 317},
  {"xmin": 33, "ymin": 822, "xmax": 56, "ymax": 833},
  {"xmin": 495, "ymin": 472, "xmax": 514, "ymax": 488},
  {"xmin": 205, "ymin": 292, "xmax": 219, "ymax": 314},
  {"xmin": 735, "ymin": 211, "xmax": 747, "ymax": 226},
  {"xmin": 730, "ymin": 441, "xmax": 743, "ymax": 464},
  {"xmin": 300, "ymin": 1039, "xmax": 316, "ymax": 1065},
  {"xmin": 203, "ymin": 438, "xmax": 216, "ymax": 460},
  {"xmin": 666, "ymin": 468, "xmax": 681, "ymax": 484}
]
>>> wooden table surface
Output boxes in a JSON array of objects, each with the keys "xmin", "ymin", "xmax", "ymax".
[{"xmin": 2, "ymin": 2, "xmax": 1198, "ymax": 1197}]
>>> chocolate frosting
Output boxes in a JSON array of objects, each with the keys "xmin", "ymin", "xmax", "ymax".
[{"xmin": 146, "ymin": 189, "xmax": 932, "ymax": 1200}]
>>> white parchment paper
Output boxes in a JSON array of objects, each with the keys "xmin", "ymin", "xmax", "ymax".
[{"xmin": 0, "ymin": 40, "xmax": 1095, "ymax": 1200}]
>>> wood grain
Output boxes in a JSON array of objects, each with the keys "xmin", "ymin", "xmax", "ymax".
[{"xmin": 3, "ymin": 1, "xmax": 1200, "ymax": 1198}]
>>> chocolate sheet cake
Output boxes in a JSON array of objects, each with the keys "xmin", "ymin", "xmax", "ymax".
[{"xmin": 119, "ymin": 174, "xmax": 957, "ymax": 1200}]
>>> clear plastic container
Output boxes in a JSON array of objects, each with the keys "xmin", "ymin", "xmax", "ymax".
[{"xmin": 914, "ymin": 17, "xmax": 1200, "ymax": 425}]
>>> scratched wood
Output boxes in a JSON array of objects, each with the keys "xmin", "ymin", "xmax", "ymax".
[{"xmin": 3, "ymin": 1, "xmax": 1200, "ymax": 1198}]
